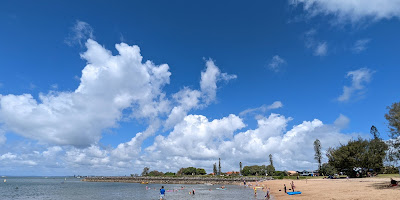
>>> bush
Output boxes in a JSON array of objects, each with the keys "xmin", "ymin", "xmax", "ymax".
[
  {"xmin": 383, "ymin": 166, "xmax": 399, "ymax": 174},
  {"xmin": 148, "ymin": 170, "xmax": 164, "ymax": 176}
]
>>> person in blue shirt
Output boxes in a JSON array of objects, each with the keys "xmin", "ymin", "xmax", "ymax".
[{"xmin": 160, "ymin": 186, "xmax": 165, "ymax": 200}]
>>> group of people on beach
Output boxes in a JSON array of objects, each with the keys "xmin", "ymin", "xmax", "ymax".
[
  {"xmin": 284, "ymin": 181, "xmax": 295, "ymax": 193},
  {"xmin": 252, "ymin": 185, "xmax": 271, "ymax": 199}
]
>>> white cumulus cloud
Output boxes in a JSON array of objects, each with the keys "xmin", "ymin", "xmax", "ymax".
[
  {"xmin": 0, "ymin": 39, "xmax": 172, "ymax": 147},
  {"xmin": 200, "ymin": 59, "xmax": 237, "ymax": 104},
  {"xmin": 141, "ymin": 113, "xmax": 356, "ymax": 173},
  {"xmin": 164, "ymin": 59, "xmax": 236, "ymax": 129}
]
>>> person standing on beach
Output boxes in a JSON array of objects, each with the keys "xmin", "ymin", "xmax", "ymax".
[
  {"xmin": 265, "ymin": 188, "xmax": 270, "ymax": 200},
  {"xmin": 291, "ymin": 181, "xmax": 295, "ymax": 192},
  {"xmin": 160, "ymin": 186, "xmax": 165, "ymax": 200},
  {"xmin": 284, "ymin": 184, "xmax": 286, "ymax": 193}
]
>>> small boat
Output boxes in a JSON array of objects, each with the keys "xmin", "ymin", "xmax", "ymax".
[
  {"xmin": 3, "ymin": 179, "xmax": 6, "ymax": 183},
  {"xmin": 141, "ymin": 182, "xmax": 149, "ymax": 184}
]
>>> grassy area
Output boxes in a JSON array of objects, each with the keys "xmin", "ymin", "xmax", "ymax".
[{"xmin": 376, "ymin": 174, "xmax": 400, "ymax": 178}]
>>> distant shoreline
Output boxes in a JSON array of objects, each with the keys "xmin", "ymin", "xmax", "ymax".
[{"xmin": 82, "ymin": 176, "xmax": 269, "ymax": 185}]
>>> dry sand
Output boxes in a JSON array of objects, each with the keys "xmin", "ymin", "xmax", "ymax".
[{"xmin": 248, "ymin": 177, "xmax": 399, "ymax": 200}]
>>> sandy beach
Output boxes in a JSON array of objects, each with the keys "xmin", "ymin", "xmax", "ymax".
[{"xmin": 249, "ymin": 176, "xmax": 400, "ymax": 200}]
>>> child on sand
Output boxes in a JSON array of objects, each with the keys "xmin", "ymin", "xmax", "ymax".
[{"xmin": 291, "ymin": 181, "xmax": 295, "ymax": 192}]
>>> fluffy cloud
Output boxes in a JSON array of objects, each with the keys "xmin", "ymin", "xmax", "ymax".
[
  {"xmin": 352, "ymin": 39, "xmax": 370, "ymax": 53},
  {"xmin": 268, "ymin": 55, "xmax": 286, "ymax": 72},
  {"xmin": 0, "ymin": 152, "xmax": 17, "ymax": 160},
  {"xmin": 0, "ymin": 152, "xmax": 37, "ymax": 167},
  {"xmin": 291, "ymin": 0, "xmax": 400, "ymax": 23},
  {"xmin": 0, "ymin": 39, "xmax": 171, "ymax": 147},
  {"xmin": 142, "ymin": 113, "xmax": 355, "ymax": 173},
  {"xmin": 200, "ymin": 59, "xmax": 237, "ymax": 104},
  {"xmin": 338, "ymin": 68, "xmax": 374, "ymax": 102},
  {"xmin": 164, "ymin": 59, "xmax": 236, "ymax": 129},
  {"xmin": 0, "ymin": 112, "xmax": 359, "ymax": 175}
]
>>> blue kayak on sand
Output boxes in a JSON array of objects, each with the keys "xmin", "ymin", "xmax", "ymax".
[{"xmin": 287, "ymin": 191, "xmax": 301, "ymax": 195}]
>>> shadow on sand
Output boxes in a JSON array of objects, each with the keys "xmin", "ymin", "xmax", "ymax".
[{"xmin": 368, "ymin": 182, "xmax": 400, "ymax": 190}]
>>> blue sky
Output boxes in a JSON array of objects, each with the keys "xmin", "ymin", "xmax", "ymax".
[{"xmin": 0, "ymin": 0, "xmax": 399, "ymax": 176}]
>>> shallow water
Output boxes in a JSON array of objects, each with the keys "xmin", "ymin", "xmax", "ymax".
[{"xmin": 0, "ymin": 177, "xmax": 272, "ymax": 200}]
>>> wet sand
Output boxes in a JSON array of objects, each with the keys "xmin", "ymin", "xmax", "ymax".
[{"xmin": 248, "ymin": 177, "xmax": 399, "ymax": 200}]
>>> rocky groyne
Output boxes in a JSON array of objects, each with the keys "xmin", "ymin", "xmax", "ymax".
[{"xmin": 82, "ymin": 176, "xmax": 270, "ymax": 185}]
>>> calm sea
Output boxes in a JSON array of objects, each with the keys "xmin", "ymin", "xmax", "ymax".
[{"xmin": 0, "ymin": 177, "xmax": 272, "ymax": 200}]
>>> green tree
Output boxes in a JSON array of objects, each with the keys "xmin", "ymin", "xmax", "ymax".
[
  {"xmin": 241, "ymin": 165, "xmax": 267, "ymax": 176},
  {"xmin": 370, "ymin": 125, "xmax": 380, "ymax": 139},
  {"xmin": 239, "ymin": 162, "xmax": 243, "ymax": 176},
  {"xmin": 196, "ymin": 168, "xmax": 206, "ymax": 175},
  {"xmin": 314, "ymin": 139, "xmax": 322, "ymax": 172},
  {"xmin": 269, "ymin": 154, "xmax": 273, "ymax": 167},
  {"xmin": 176, "ymin": 168, "xmax": 184, "ymax": 176},
  {"xmin": 320, "ymin": 163, "xmax": 337, "ymax": 176},
  {"xmin": 164, "ymin": 172, "xmax": 175, "ymax": 176},
  {"xmin": 266, "ymin": 165, "xmax": 275, "ymax": 176},
  {"xmin": 213, "ymin": 163, "xmax": 217, "ymax": 175},
  {"xmin": 366, "ymin": 136, "xmax": 388, "ymax": 173},
  {"xmin": 327, "ymin": 138, "xmax": 369, "ymax": 177},
  {"xmin": 141, "ymin": 167, "xmax": 150, "ymax": 176},
  {"xmin": 385, "ymin": 102, "xmax": 400, "ymax": 162},
  {"xmin": 218, "ymin": 158, "xmax": 221, "ymax": 175},
  {"xmin": 385, "ymin": 102, "xmax": 400, "ymax": 138},
  {"xmin": 148, "ymin": 170, "xmax": 164, "ymax": 176},
  {"xmin": 327, "ymin": 137, "xmax": 387, "ymax": 177},
  {"xmin": 183, "ymin": 167, "xmax": 197, "ymax": 175}
]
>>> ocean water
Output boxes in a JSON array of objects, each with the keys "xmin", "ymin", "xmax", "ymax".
[{"xmin": 0, "ymin": 177, "xmax": 271, "ymax": 200}]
